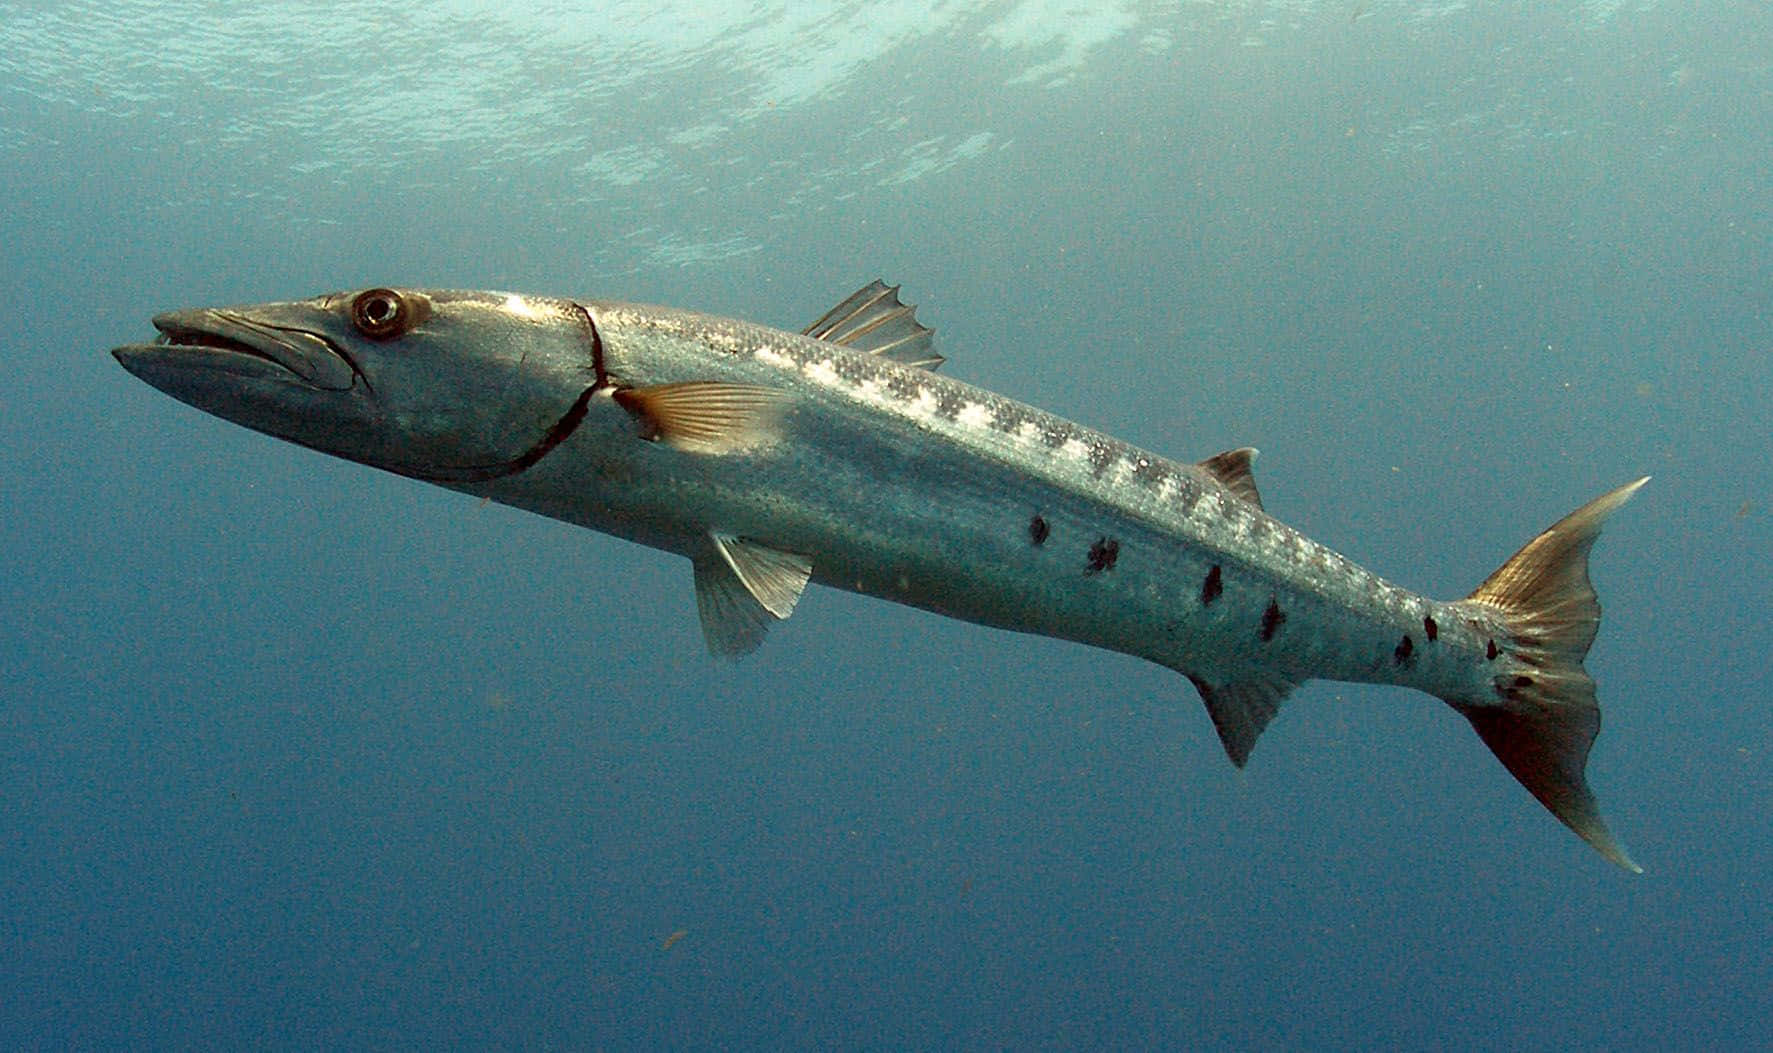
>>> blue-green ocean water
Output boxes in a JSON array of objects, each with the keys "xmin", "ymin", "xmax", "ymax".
[{"xmin": 3, "ymin": 2, "xmax": 1767, "ymax": 1047}]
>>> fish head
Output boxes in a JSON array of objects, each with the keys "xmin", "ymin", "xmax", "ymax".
[{"xmin": 112, "ymin": 287, "xmax": 599, "ymax": 482}]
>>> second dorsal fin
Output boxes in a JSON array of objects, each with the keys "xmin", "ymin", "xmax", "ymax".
[
  {"xmin": 1198, "ymin": 447, "xmax": 1263, "ymax": 508},
  {"xmin": 802, "ymin": 280, "xmax": 942, "ymax": 370}
]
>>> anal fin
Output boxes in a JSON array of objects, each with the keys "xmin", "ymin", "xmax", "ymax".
[
  {"xmin": 692, "ymin": 532, "xmax": 813, "ymax": 657},
  {"xmin": 1188, "ymin": 671, "xmax": 1299, "ymax": 767}
]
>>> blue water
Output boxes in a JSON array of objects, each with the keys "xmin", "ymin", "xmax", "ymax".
[{"xmin": 3, "ymin": 2, "xmax": 1768, "ymax": 1047}]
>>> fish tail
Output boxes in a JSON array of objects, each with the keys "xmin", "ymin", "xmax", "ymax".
[{"xmin": 1443, "ymin": 477, "xmax": 1649, "ymax": 872}]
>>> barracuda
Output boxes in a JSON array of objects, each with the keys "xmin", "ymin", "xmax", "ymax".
[{"xmin": 112, "ymin": 282, "xmax": 1647, "ymax": 869}]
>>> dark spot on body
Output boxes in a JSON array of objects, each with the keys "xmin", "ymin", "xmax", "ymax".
[
  {"xmin": 1423, "ymin": 615, "xmax": 1438, "ymax": 641},
  {"xmin": 1499, "ymin": 673, "xmax": 1538, "ymax": 702},
  {"xmin": 1394, "ymin": 634, "xmax": 1414, "ymax": 665},
  {"xmin": 1029, "ymin": 514, "xmax": 1050, "ymax": 546},
  {"xmin": 1486, "ymin": 639, "xmax": 1499, "ymax": 660},
  {"xmin": 1259, "ymin": 598, "xmax": 1286, "ymax": 642},
  {"xmin": 1085, "ymin": 536, "xmax": 1119, "ymax": 574},
  {"xmin": 1201, "ymin": 565, "xmax": 1223, "ymax": 606}
]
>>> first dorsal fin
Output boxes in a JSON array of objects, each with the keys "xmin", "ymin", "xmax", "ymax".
[
  {"xmin": 802, "ymin": 280, "xmax": 943, "ymax": 370},
  {"xmin": 1198, "ymin": 447, "xmax": 1263, "ymax": 508}
]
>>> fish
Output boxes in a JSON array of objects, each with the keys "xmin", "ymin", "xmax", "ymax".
[{"xmin": 111, "ymin": 281, "xmax": 1647, "ymax": 869}]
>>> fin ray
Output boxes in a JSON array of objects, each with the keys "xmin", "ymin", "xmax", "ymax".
[
  {"xmin": 693, "ymin": 557, "xmax": 774, "ymax": 657},
  {"xmin": 710, "ymin": 532, "xmax": 812, "ymax": 620}
]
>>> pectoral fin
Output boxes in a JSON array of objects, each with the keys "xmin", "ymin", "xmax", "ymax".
[
  {"xmin": 613, "ymin": 381, "xmax": 789, "ymax": 453},
  {"xmin": 692, "ymin": 532, "xmax": 813, "ymax": 657}
]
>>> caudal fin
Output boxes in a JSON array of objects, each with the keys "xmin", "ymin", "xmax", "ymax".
[{"xmin": 1446, "ymin": 477, "xmax": 1649, "ymax": 872}]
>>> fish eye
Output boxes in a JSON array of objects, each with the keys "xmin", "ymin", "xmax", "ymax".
[{"xmin": 350, "ymin": 288, "xmax": 422, "ymax": 339}]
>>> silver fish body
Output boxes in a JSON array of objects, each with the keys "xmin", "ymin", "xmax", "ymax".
[
  {"xmin": 516, "ymin": 301, "xmax": 1462, "ymax": 689},
  {"xmin": 112, "ymin": 282, "xmax": 1646, "ymax": 869}
]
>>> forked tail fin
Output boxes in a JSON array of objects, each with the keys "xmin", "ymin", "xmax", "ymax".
[{"xmin": 1445, "ymin": 477, "xmax": 1649, "ymax": 872}]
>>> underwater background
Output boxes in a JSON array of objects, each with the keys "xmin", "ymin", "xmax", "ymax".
[{"xmin": 3, "ymin": 1, "xmax": 1768, "ymax": 1046}]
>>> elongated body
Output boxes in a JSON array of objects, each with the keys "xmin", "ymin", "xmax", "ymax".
[{"xmin": 113, "ymin": 282, "xmax": 1646, "ymax": 868}]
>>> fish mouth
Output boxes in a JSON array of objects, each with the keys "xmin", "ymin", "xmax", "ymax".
[
  {"xmin": 113, "ymin": 309, "xmax": 359, "ymax": 392},
  {"xmin": 153, "ymin": 313, "xmax": 288, "ymax": 365}
]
